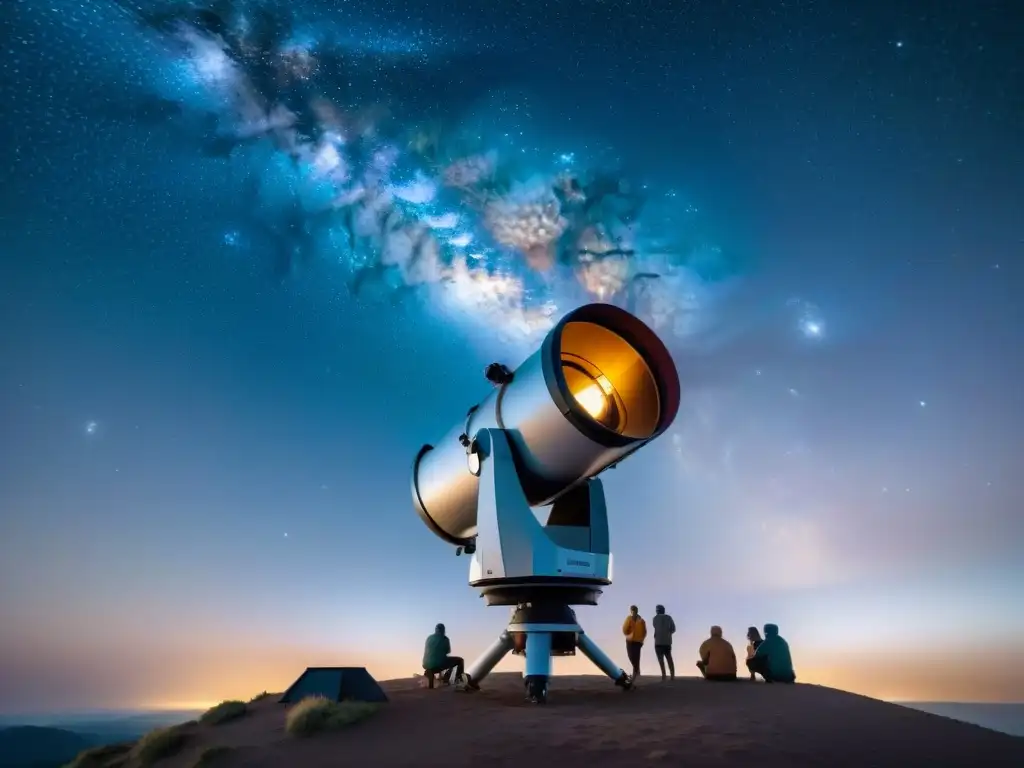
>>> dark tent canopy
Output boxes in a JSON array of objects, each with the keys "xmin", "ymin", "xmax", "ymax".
[{"xmin": 279, "ymin": 666, "xmax": 388, "ymax": 704}]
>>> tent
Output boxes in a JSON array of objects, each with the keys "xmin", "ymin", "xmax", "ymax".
[{"xmin": 279, "ymin": 666, "xmax": 388, "ymax": 704}]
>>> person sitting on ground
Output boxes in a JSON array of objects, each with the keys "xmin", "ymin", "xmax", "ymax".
[
  {"xmin": 652, "ymin": 604, "xmax": 676, "ymax": 681},
  {"xmin": 746, "ymin": 623, "xmax": 796, "ymax": 683},
  {"xmin": 745, "ymin": 626, "xmax": 763, "ymax": 681},
  {"xmin": 622, "ymin": 605, "xmax": 647, "ymax": 682},
  {"xmin": 422, "ymin": 623, "xmax": 464, "ymax": 685},
  {"xmin": 696, "ymin": 625, "xmax": 737, "ymax": 681}
]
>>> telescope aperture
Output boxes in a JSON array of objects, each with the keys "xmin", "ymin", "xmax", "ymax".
[{"xmin": 411, "ymin": 303, "xmax": 680, "ymax": 548}]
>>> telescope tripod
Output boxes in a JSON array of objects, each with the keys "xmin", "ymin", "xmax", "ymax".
[{"xmin": 463, "ymin": 603, "xmax": 631, "ymax": 704}]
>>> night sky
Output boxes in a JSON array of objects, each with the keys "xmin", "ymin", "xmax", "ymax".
[{"xmin": 1, "ymin": 0, "xmax": 1022, "ymax": 714}]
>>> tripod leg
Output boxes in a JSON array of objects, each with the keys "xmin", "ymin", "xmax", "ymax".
[
  {"xmin": 577, "ymin": 632, "xmax": 631, "ymax": 689},
  {"xmin": 465, "ymin": 630, "xmax": 515, "ymax": 688}
]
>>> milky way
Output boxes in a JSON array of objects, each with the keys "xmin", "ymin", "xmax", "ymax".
[{"xmin": 5, "ymin": 0, "xmax": 737, "ymax": 346}]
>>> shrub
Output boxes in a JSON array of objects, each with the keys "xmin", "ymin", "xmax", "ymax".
[
  {"xmin": 191, "ymin": 745, "xmax": 235, "ymax": 767},
  {"xmin": 130, "ymin": 725, "xmax": 188, "ymax": 765},
  {"xmin": 249, "ymin": 691, "xmax": 270, "ymax": 703},
  {"xmin": 199, "ymin": 700, "xmax": 248, "ymax": 726},
  {"xmin": 284, "ymin": 696, "xmax": 380, "ymax": 737},
  {"xmin": 63, "ymin": 742, "xmax": 133, "ymax": 768}
]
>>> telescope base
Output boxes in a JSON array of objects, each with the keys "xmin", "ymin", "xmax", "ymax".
[{"xmin": 463, "ymin": 604, "xmax": 632, "ymax": 703}]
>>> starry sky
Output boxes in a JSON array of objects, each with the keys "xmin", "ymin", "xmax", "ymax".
[{"xmin": 1, "ymin": 0, "xmax": 1022, "ymax": 714}]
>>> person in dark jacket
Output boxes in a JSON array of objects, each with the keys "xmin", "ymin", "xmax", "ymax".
[
  {"xmin": 746, "ymin": 623, "xmax": 796, "ymax": 683},
  {"xmin": 422, "ymin": 623, "xmax": 464, "ymax": 684},
  {"xmin": 651, "ymin": 604, "xmax": 676, "ymax": 681},
  {"xmin": 745, "ymin": 626, "xmax": 763, "ymax": 680}
]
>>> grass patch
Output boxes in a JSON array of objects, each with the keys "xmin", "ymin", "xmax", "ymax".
[
  {"xmin": 249, "ymin": 691, "xmax": 270, "ymax": 703},
  {"xmin": 199, "ymin": 700, "xmax": 248, "ymax": 726},
  {"xmin": 284, "ymin": 696, "xmax": 381, "ymax": 737},
  {"xmin": 63, "ymin": 742, "xmax": 133, "ymax": 768},
  {"xmin": 130, "ymin": 725, "xmax": 188, "ymax": 765},
  {"xmin": 191, "ymin": 745, "xmax": 235, "ymax": 767}
]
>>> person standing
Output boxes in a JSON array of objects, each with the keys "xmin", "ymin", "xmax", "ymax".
[
  {"xmin": 622, "ymin": 605, "xmax": 648, "ymax": 682},
  {"xmin": 651, "ymin": 604, "xmax": 676, "ymax": 681}
]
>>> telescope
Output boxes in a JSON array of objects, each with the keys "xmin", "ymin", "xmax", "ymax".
[{"xmin": 411, "ymin": 303, "xmax": 680, "ymax": 703}]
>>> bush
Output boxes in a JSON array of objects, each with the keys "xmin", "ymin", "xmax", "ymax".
[
  {"xmin": 249, "ymin": 691, "xmax": 270, "ymax": 703},
  {"xmin": 191, "ymin": 745, "xmax": 235, "ymax": 767},
  {"xmin": 284, "ymin": 696, "xmax": 380, "ymax": 737},
  {"xmin": 130, "ymin": 725, "xmax": 188, "ymax": 765},
  {"xmin": 199, "ymin": 700, "xmax": 248, "ymax": 726},
  {"xmin": 63, "ymin": 742, "xmax": 133, "ymax": 768}
]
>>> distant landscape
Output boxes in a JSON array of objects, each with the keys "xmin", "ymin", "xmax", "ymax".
[
  {"xmin": 0, "ymin": 710, "xmax": 202, "ymax": 768},
  {"xmin": 0, "ymin": 700, "xmax": 1020, "ymax": 767},
  {"xmin": 896, "ymin": 703, "xmax": 1024, "ymax": 738}
]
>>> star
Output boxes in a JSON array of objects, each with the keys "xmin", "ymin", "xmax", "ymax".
[
  {"xmin": 789, "ymin": 298, "xmax": 827, "ymax": 341},
  {"xmin": 919, "ymin": 400, "xmax": 927, "ymax": 408},
  {"xmin": 895, "ymin": 40, "xmax": 904, "ymax": 48},
  {"xmin": 801, "ymin": 319, "xmax": 823, "ymax": 339}
]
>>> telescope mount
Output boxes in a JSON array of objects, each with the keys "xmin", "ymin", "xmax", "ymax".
[{"xmin": 458, "ymin": 428, "xmax": 632, "ymax": 704}]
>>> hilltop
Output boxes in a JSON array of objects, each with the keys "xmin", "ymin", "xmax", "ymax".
[{"xmin": 63, "ymin": 674, "xmax": 1024, "ymax": 768}]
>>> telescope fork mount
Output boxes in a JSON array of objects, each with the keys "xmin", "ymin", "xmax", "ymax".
[{"xmin": 459, "ymin": 428, "xmax": 631, "ymax": 703}]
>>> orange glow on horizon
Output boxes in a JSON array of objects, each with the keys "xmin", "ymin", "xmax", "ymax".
[
  {"xmin": 7, "ymin": 631, "xmax": 1020, "ymax": 714},
  {"xmin": 130, "ymin": 652, "xmax": 1024, "ymax": 712},
  {"xmin": 142, "ymin": 700, "xmax": 221, "ymax": 712}
]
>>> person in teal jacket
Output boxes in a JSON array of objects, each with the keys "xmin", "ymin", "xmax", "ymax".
[
  {"xmin": 745, "ymin": 623, "xmax": 796, "ymax": 683},
  {"xmin": 422, "ymin": 623, "xmax": 464, "ymax": 684}
]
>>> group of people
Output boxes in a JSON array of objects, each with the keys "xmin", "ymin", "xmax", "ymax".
[
  {"xmin": 622, "ymin": 604, "xmax": 796, "ymax": 684},
  {"xmin": 420, "ymin": 606, "xmax": 796, "ymax": 688}
]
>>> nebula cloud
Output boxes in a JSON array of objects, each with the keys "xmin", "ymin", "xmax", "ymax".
[{"xmin": 115, "ymin": 0, "xmax": 733, "ymax": 345}]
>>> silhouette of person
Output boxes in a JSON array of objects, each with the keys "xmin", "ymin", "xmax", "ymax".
[
  {"xmin": 696, "ymin": 625, "xmax": 737, "ymax": 681},
  {"xmin": 651, "ymin": 604, "xmax": 676, "ymax": 681},
  {"xmin": 422, "ymin": 623, "xmax": 464, "ymax": 684},
  {"xmin": 622, "ymin": 605, "xmax": 647, "ymax": 681},
  {"xmin": 745, "ymin": 626, "xmax": 763, "ymax": 680},
  {"xmin": 746, "ymin": 623, "xmax": 796, "ymax": 683}
]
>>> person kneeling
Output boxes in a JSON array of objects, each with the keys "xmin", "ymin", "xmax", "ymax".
[
  {"xmin": 745, "ymin": 623, "xmax": 796, "ymax": 684},
  {"xmin": 422, "ymin": 623, "xmax": 465, "ymax": 686},
  {"xmin": 696, "ymin": 625, "xmax": 737, "ymax": 681}
]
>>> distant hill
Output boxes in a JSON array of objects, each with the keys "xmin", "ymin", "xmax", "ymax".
[
  {"xmin": 0, "ymin": 725, "xmax": 92, "ymax": 768},
  {"xmin": 0, "ymin": 710, "xmax": 204, "ymax": 768},
  {"xmin": 899, "ymin": 702, "xmax": 1024, "ymax": 738}
]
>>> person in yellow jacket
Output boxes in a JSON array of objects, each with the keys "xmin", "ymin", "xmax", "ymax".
[
  {"xmin": 622, "ymin": 605, "xmax": 648, "ymax": 681},
  {"xmin": 696, "ymin": 625, "xmax": 738, "ymax": 681}
]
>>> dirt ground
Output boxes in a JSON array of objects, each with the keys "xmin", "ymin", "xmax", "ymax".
[{"xmin": 146, "ymin": 673, "xmax": 1024, "ymax": 768}]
